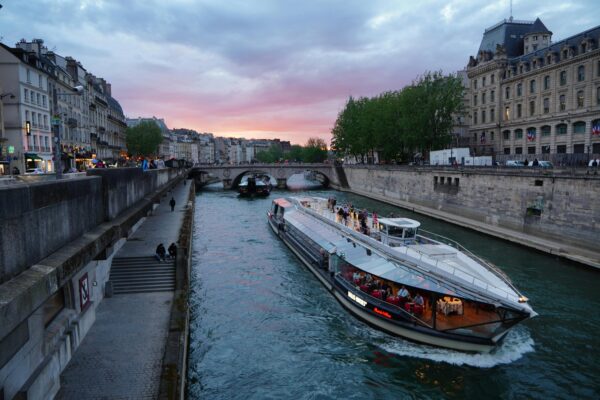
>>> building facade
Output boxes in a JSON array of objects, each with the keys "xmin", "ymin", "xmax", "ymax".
[{"xmin": 467, "ymin": 18, "xmax": 600, "ymax": 160}]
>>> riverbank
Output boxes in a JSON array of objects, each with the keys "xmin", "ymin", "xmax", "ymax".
[{"xmin": 56, "ymin": 177, "xmax": 194, "ymax": 399}]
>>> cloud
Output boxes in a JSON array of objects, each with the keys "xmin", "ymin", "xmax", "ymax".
[{"xmin": 1, "ymin": 0, "xmax": 599, "ymax": 144}]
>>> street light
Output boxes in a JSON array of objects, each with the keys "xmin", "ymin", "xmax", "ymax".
[{"xmin": 52, "ymin": 85, "xmax": 83, "ymax": 179}]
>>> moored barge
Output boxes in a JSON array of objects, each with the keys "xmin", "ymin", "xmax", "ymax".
[{"xmin": 267, "ymin": 196, "xmax": 536, "ymax": 353}]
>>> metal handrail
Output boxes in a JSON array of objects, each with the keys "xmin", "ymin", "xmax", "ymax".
[
  {"xmin": 418, "ymin": 229, "xmax": 515, "ymax": 285},
  {"xmin": 301, "ymin": 199, "xmax": 521, "ymax": 303}
]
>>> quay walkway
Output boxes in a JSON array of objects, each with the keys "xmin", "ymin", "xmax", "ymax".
[{"xmin": 55, "ymin": 178, "xmax": 192, "ymax": 399}]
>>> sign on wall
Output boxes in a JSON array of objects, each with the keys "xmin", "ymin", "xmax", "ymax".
[{"xmin": 79, "ymin": 273, "xmax": 91, "ymax": 311}]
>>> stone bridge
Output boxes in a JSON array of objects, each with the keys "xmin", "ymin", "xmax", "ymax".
[{"xmin": 189, "ymin": 163, "xmax": 339, "ymax": 189}]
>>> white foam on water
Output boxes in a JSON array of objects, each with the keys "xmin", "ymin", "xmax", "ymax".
[{"xmin": 377, "ymin": 327, "xmax": 535, "ymax": 368}]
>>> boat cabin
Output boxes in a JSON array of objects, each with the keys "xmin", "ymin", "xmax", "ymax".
[{"xmin": 377, "ymin": 218, "xmax": 420, "ymax": 246}]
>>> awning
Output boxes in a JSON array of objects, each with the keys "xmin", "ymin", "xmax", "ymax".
[{"xmin": 24, "ymin": 153, "xmax": 43, "ymax": 160}]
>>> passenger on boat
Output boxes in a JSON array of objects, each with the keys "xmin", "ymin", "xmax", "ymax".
[
  {"xmin": 372, "ymin": 212, "xmax": 378, "ymax": 228},
  {"xmin": 413, "ymin": 293, "xmax": 424, "ymax": 306},
  {"xmin": 352, "ymin": 271, "xmax": 362, "ymax": 283},
  {"xmin": 398, "ymin": 285, "xmax": 411, "ymax": 300}
]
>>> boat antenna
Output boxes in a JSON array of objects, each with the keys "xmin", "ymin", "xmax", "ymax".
[{"xmin": 509, "ymin": 0, "xmax": 513, "ymax": 21}]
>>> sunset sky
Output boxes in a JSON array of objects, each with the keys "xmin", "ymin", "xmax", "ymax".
[{"xmin": 1, "ymin": 0, "xmax": 598, "ymax": 144}]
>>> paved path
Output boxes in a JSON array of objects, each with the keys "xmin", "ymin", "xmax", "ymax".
[{"xmin": 56, "ymin": 178, "xmax": 191, "ymax": 400}]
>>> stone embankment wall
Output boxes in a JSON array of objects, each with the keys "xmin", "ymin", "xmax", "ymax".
[
  {"xmin": 342, "ymin": 165, "xmax": 599, "ymax": 257},
  {"xmin": 0, "ymin": 168, "xmax": 178, "ymax": 284},
  {"xmin": 0, "ymin": 169, "xmax": 183, "ymax": 400}
]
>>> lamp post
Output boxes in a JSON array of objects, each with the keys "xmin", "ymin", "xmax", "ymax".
[{"xmin": 52, "ymin": 85, "xmax": 83, "ymax": 179}]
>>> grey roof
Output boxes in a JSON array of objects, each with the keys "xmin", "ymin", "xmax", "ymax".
[
  {"xmin": 107, "ymin": 96, "xmax": 123, "ymax": 114},
  {"xmin": 509, "ymin": 24, "xmax": 600, "ymax": 65},
  {"xmin": 478, "ymin": 19, "xmax": 537, "ymax": 58},
  {"xmin": 530, "ymin": 18, "xmax": 551, "ymax": 35}
]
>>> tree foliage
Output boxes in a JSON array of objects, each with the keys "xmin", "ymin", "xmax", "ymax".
[
  {"xmin": 126, "ymin": 121, "xmax": 163, "ymax": 157},
  {"xmin": 255, "ymin": 138, "xmax": 328, "ymax": 163},
  {"xmin": 331, "ymin": 71, "xmax": 464, "ymax": 163}
]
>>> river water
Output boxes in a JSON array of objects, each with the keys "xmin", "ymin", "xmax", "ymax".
[{"xmin": 187, "ymin": 188, "xmax": 599, "ymax": 399}]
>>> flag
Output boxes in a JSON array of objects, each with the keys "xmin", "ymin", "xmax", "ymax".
[
  {"xmin": 592, "ymin": 123, "xmax": 600, "ymax": 136},
  {"xmin": 480, "ymin": 132, "xmax": 486, "ymax": 144},
  {"xmin": 527, "ymin": 129, "xmax": 536, "ymax": 142}
]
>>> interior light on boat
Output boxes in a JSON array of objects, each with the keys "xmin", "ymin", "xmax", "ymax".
[
  {"xmin": 366, "ymin": 249, "xmax": 372, "ymax": 256},
  {"xmin": 518, "ymin": 296, "xmax": 529, "ymax": 303}
]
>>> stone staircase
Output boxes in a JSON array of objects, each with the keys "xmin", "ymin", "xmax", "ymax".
[{"xmin": 109, "ymin": 256, "xmax": 175, "ymax": 294}]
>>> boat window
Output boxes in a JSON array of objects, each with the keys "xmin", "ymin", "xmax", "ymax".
[
  {"xmin": 277, "ymin": 207, "xmax": 285, "ymax": 218},
  {"xmin": 434, "ymin": 298, "xmax": 526, "ymax": 339},
  {"xmin": 403, "ymin": 228, "xmax": 417, "ymax": 239},
  {"xmin": 387, "ymin": 225, "xmax": 404, "ymax": 237},
  {"xmin": 272, "ymin": 203, "xmax": 279, "ymax": 214}
]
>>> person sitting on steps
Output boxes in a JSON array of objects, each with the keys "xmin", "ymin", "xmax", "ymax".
[{"xmin": 155, "ymin": 243, "xmax": 166, "ymax": 262}]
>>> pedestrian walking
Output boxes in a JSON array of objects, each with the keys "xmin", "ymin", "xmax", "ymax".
[{"xmin": 169, "ymin": 197, "xmax": 176, "ymax": 212}]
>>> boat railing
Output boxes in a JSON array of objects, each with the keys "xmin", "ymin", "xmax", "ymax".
[
  {"xmin": 418, "ymin": 229, "xmax": 515, "ymax": 285},
  {"xmin": 300, "ymin": 200, "xmax": 521, "ymax": 304},
  {"xmin": 336, "ymin": 277, "xmax": 434, "ymax": 329}
]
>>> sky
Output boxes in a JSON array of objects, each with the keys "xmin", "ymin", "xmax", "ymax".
[{"xmin": 1, "ymin": 0, "xmax": 598, "ymax": 145}]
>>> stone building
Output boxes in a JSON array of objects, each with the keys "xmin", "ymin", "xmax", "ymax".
[
  {"xmin": 467, "ymin": 18, "xmax": 600, "ymax": 160},
  {"xmin": 0, "ymin": 40, "xmax": 53, "ymax": 173}
]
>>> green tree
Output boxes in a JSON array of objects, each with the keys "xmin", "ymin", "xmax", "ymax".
[
  {"xmin": 330, "ymin": 71, "xmax": 464, "ymax": 162},
  {"xmin": 287, "ymin": 144, "xmax": 304, "ymax": 162},
  {"xmin": 302, "ymin": 137, "xmax": 328, "ymax": 163},
  {"xmin": 126, "ymin": 121, "xmax": 163, "ymax": 157},
  {"xmin": 256, "ymin": 145, "xmax": 283, "ymax": 163}
]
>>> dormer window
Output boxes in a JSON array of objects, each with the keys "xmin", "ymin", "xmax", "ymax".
[
  {"xmin": 562, "ymin": 49, "xmax": 568, "ymax": 59},
  {"xmin": 581, "ymin": 43, "xmax": 587, "ymax": 53}
]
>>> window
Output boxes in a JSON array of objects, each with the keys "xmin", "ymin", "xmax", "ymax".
[
  {"xmin": 503, "ymin": 130, "xmax": 510, "ymax": 140},
  {"xmin": 25, "ymin": 110, "xmax": 30, "ymax": 122},
  {"xmin": 528, "ymin": 146, "xmax": 536, "ymax": 154},
  {"xmin": 541, "ymin": 125, "xmax": 551, "ymax": 136},
  {"xmin": 573, "ymin": 144, "xmax": 585, "ymax": 153},
  {"xmin": 542, "ymin": 146, "xmax": 550, "ymax": 154},
  {"xmin": 533, "ymin": 35, "xmax": 538, "ymax": 40},
  {"xmin": 43, "ymin": 115, "xmax": 48, "ymax": 128},
  {"xmin": 42, "ymin": 95, "xmax": 46, "ymax": 107},
  {"xmin": 517, "ymin": 83, "xmax": 522, "ymax": 96},
  {"xmin": 491, "ymin": 74, "xmax": 495, "ymax": 84},
  {"xmin": 473, "ymin": 79, "xmax": 478, "ymax": 89},
  {"xmin": 562, "ymin": 49, "xmax": 568, "ymax": 60},
  {"xmin": 560, "ymin": 70, "xmax": 567, "ymax": 85},
  {"xmin": 473, "ymin": 94, "xmax": 478, "ymax": 106},
  {"xmin": 491, "ymin": 90, "xmax": 495, "ymax": 102},
  {"xmin": 517, "ymin": 103, "xmax": 522, "ymax": 118},
  {"xmin": 26, "ymin": 69, "xmax": 31, "ymax": 83},
  {"xmin": 573, "ymin": 121, "xmax": 586, "ymax": 134},
  {"xmin": 597, "ymin": 87, "xmax": 600, "ymax": 105},
  {"xmin": 515, "ymin": 129, "xmax": 523, "ymax": 139},
  {"xmin": 504, "ymin": 106, "xmax": 510, "ymax": 121},
  {"xmin": 559, "ymin": 94, "xmax": 566, "ymax": 111},
  {"xmin": 577, "ymin": 90, "xmax": 584, "ymax": 108},
  {"xmin": 24, "ymin": 88, "xmax": 29, "ymax": 102},
  {"xmin": 505, "ymin": 86, "xmax": 511, "ymax": 99},
  {"xmin": 598, "ymin": 60, "xmax": 600, "ymax": 77},
  {"xmin": 543, "ymin": 75, "xmax": 550, "ymax": 90},
  {"xmin": 473, "ymin": 112, "xmax": 478, "ymax": 124},
  {"xmin": 38, "ymin": 74, "xmax": 42, "ymax": 88},
  {"xmin": 543, "ymin": 98, "xmax": 550, "ymax": 114},
  {"xmin": 483, "ymin": 76, "xmax": 486, "ymax": 86},
  {"xmin": 557, "ymin": 145, "xmax": 566, "ymax": 153},
  {"xmin": 481, "ymin": 110, "xmax": 486, "ymax": 123},
  {"xmin": 556, "ymin": 123, "xmax": 567, "ymax": 135},
  {"xmin": 504, "ymin": 147, "xmax": 511, "ymax": 154},
  {"xmin": 482, "ymin": 92, "xmax": 486, "ymax": 104},
  {"xmin": 578, "ymin": 65, "xmax": 585, "ymax": 81},
  {"xmin": 515, "ymin": 147, "xmax": 523, "ymax": 154},
  {"xmin": 36, "ymin": 93, "xmax": 40, "ymax": 105},
  {"xmin": 490, "ymin": 108, "xmax": 495, "ymax": 122},
  {"xmin": 530, "ymin": 79, "xmax": 536, "ymax": 93}
]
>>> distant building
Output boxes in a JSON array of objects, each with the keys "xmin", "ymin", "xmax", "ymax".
[{"xmin": 466, "ymin": 18, "xmax": 600, "ymax": 158}]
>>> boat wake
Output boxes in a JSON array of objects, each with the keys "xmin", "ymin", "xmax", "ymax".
[{"xmin": 377, "ymin": 327, "xmax": 534, "ymax": 368}]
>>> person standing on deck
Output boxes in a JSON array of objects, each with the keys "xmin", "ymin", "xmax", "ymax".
[{"xmin": 169, "ymin": 197, "xmax": 176, "ymax": 212}]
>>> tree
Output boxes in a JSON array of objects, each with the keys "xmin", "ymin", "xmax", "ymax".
[
  {"xmin": 303, "ymin": 137, "xmax": 328, "ymax": 163},
  {"xmin": 256, "ymin": 145, "xmax": 283, "ymax": 163},
  {"xmin": 330, "ymin": 71, "xmax": 464, "ymax": 162},
  {"xmin": 126, "ymin": 121, "xmax": 163, "ymax": 157}
]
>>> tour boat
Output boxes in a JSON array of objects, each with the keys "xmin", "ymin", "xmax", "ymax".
[
  {"xmin": 238, "ymin": 175, "xmax": 271, "ymax": 196},
  {"xmin": 267, "ymin": 196, "xmax": 536, "ymax": 353}
]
